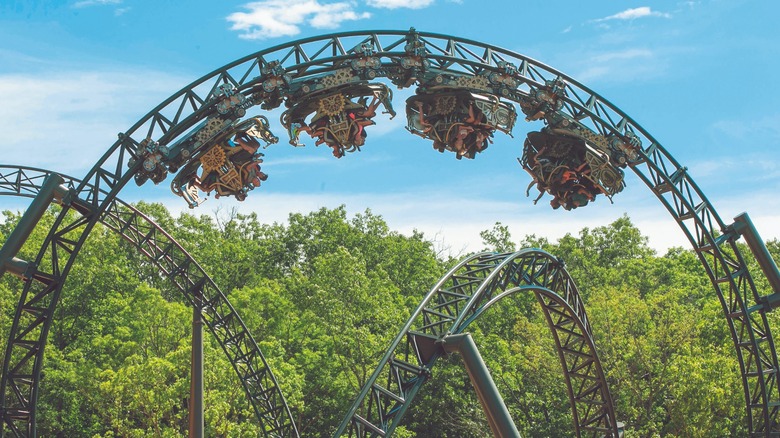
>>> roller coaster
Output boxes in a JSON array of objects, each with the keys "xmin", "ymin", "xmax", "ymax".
[{"xmin": 1, "ymin": 29, "xmax": 779, "ymax": 437}]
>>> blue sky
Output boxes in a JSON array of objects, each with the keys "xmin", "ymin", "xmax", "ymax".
[{"xmin": 1, "ymin": 0, "xmax": 778, "ymax": 255}]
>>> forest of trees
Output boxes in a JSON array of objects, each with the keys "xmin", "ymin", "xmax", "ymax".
[{"xmin": 1, "ymin": 203, "xmax": 779, "ymax": 437}]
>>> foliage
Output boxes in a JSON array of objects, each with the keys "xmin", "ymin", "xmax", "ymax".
[{"xmin": 0, "ymin": 205, "xmax": 773, "ymax": 436}]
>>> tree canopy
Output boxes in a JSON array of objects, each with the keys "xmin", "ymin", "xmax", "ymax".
[{"xmin": 1, "ymin": 205, "xmax": 778, "ymax": 437}]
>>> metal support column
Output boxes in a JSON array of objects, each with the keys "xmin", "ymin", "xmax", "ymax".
[
  {"xmin": 440, "ymin": 333, "xmax": 521, "ymax": 438},
  {"xmin": 731, "ymin": 212, "xmax": 780, "ymax": 307},
  {"xmin": 0, "ymin": 173, "xmax": 66, "ymax": 279},
  {"xmin": 189, "ymin": 292, "xmax": 204, "ymax": 438}
]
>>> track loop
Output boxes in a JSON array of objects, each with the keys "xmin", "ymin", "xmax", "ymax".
[{"xmin": 337, "ymin": 249, "xmax": 619, "ymax": 437}]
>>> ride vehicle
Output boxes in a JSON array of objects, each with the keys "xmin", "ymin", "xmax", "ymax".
[{"xmin": 167, "ymin": 116, "xmax": 278, "ymax": 208}]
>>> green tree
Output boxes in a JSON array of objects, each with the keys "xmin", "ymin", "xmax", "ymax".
[{"xmin": 1, "ymin": 202, "xmax": 773, "ymax": 437}]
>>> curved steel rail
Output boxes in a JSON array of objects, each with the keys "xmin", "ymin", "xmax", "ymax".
[
  {"xmin": 1, "ymin": 29, "xmax": 776, "ymax": 435},
  {"xmin": 335, "ymin": 249, "xmax": 618, "ymax": 437},
  {"xmin": 0, "ymin": 166, "xmax": 298, "ymax": 437}
]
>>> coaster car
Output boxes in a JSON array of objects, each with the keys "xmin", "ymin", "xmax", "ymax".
[
  {"xmin": 406, "ymin": 88, "xmax": 516, "ymax": 159},
  {"xmin": 169, "ymin": 115, "xmax": 278, "ymax": 208},
  {"xmin": 281, "ymin": 82, "xmax": 395, "ymax": 158},
  {"xmin": 520, "ymin": 129, "xmax": 625, "ymax": 210}
]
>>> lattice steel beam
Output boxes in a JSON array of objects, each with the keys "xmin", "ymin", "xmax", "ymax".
[{"xmin": 0, "ymin": 166, "xmax": 297, "ymax": 437}]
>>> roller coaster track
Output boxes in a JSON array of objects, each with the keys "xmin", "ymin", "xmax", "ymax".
[
  {"xmin": 336, "ymin": 249, "xmax": 619, "ymax": 437},
  {"xmin": 0, "ymin": 166, "xmax": 297, "ymax": 437},
  {"xmin": 0, "ymin": 167, "xmax": 616, "ymax": 437},
  {"xmin": 1, "ymin": 29, "xmax": 777, "ymax": 436}
]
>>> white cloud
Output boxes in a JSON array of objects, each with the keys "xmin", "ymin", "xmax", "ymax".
[
  {"xmin": 690, "ymin": 155, "xmax": 780, "ymax": 184},
  {"xmin": 591, "ymin": 48, "xmax": 654, "ymax": 63},
  {"xmin": 11, "ymin": 155, "xmax": 776, "ymax": 260},
  {"xmin": 72, "ymin": 0, "xmax": 122, "ymax": 8},
  {"xmin": 140, "ymin": 177, "xmax": 731, "ymax": 258},
  {"xmin": 227, "ymin": 0, "xmax": 371, "ymax": 40},
  {"xmin": 135, "ymin": 184, "xmax": 772, "ymax": 263},
  {"xmin": 0, "ymin": 49, "xmax": 47, "ymax": 68},
  {"xmin": 595, "ymin": 7, "xmax": 671, "ymax": 22},
  {"xmin": 365, "ymin": 0, "xmax": 434, "ymax": 9},
  {"xmin": 569, "ymin": 48, "xmax": 661, "ymax": 83},
  {"xmin": 0, "ymin": 70, "xmax": 186, "ymax": 174},
  {"xmin": 712, "ymin": 114, "xmax": 780, "ymax": 142}
]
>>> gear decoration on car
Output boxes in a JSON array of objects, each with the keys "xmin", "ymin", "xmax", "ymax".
[
  {"xmin": 281, "ymin": 79, "xmax": 396, "ymax": 158},
  {"xmin": 406, "ymin": 88, "xmax": 517, "ymax": 159},
  {"xmin": 167, "ymin": 116, "xmax": 278, "ymax": 208}
]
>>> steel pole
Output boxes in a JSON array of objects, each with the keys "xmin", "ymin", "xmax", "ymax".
[
  {"xmin": 441, "ymin": 333, "xmax": 521, "ymax": 438},
  {"xmin": 732, "ymin": 212, "xmax": 780, "ymax": 295},
  {"xmin": 0, "ymin": 173, "xmax": 65, "ymax": 279},
  {"xmin": 189, "ymin": 293, "xmax": 204, "ymax": 438}
]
